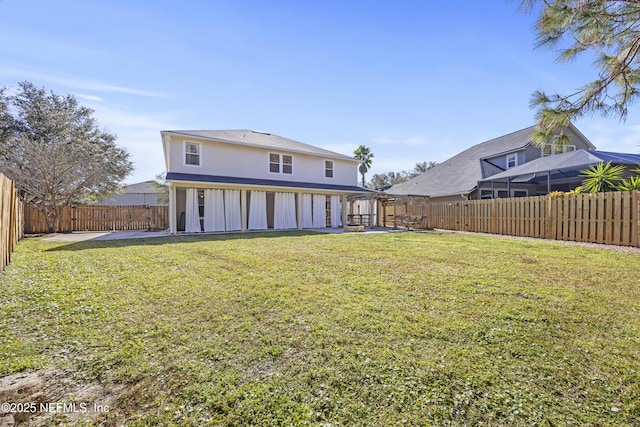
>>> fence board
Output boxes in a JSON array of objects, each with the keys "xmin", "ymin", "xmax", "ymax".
[
  {"xmin": 24, "ymin": 204, "xmax": 169, "ymax": 234},
  {"xmin": 411, "ymin": 191, "xmax": 640, "ymax": 248},
  {"xmin": 0, "ymin": 173, "xmax": 24, "ymax": 271}
]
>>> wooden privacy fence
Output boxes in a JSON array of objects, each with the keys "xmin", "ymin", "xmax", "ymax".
[
  {"xmin": 24, "ymin": 205, "xmax": 169, "ymax": 234},
  {"xmin": 424, "ymin": 191, "xmax": 640, "ymax": 247},
  {"xmin": 0, "ymin": 173, "xmax": 24, "ymax": 271}
]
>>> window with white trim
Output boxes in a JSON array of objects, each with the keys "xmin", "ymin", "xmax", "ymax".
[
  {"xmin": 282, "ymin": 155, "xmax": 293, "ymax": 174},
  {"xmin": 325, "ymin": 160, "xmax": 334, "ymax": 178},
  {"xmin": 541, "ymin": 144, "xmax": 576, "ymax": 157},
  {"xmin": 506, "ymin": 153, "xmax": 518, "ymax": 169},
  {"xmin": 185, "ymin": 142, "xmax": 200, "ymax": 166},
  {"xmin": 269, "ymin": 153, "xmax": 293, "ymax": 175},
  {"xmin": 269, "ymin": 153, "xmax": 280, "ymax": 173}
]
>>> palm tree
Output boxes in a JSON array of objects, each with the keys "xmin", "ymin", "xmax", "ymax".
[{"xmin": 354, "ymin": 145, "xmax": 374, "ymax": 187}]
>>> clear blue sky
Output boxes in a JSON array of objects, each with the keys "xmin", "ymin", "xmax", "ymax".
[{"xmin": 1, "ymin": 0, "xmax": 639, "ymax": 184}]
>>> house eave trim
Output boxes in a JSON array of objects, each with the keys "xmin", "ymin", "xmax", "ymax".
[{"xmin": 165, "ymin": 172, "xmax": 371, "ymax": 193}]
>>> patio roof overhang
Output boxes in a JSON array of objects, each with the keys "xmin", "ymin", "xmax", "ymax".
[{"xmin": 166, "ymin": 172, "xmax": 371, "ymax": 194}]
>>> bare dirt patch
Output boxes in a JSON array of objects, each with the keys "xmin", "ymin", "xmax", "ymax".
[{"xmin": 0, "ymin": 368, "xmax": 127, "ymax": 426}]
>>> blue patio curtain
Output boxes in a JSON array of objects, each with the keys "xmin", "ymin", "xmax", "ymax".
[
  {"xmin": 185, "ymin": 188, "xmax": 201, "ymax": 233},
  {"xmin": 224, "ymin": 189, "xmax": 242, "ymax": 231},
  {"xmin": 204, "ymin": 189, "xmax": 225, "ymax": 232},
  {"xmin": 248, "ymin": 191, "xmax": 268, "ymax": 230},
  {"xmin": 330, "ymin": 195, "xmax": 342, "ymax": 227},
  {"xmin": 312, "ymin": 194, "xmax": 326, "ymax": 228},
  {"xmin": 301, "ymin": 193, "xmax": 313, "ymax": 228}
]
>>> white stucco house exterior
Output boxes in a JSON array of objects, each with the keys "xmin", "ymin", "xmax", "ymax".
[{"xmin": 161, "ymin": 129, "xmax": 366, "ymax": 234}]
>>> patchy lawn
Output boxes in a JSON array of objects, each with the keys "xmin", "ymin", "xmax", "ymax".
[{"xmin": 0, "ymin": 231, "xmax": 639, "ymax": 426}]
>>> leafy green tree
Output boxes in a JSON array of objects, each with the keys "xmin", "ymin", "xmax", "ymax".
[
  {"xmin": 0, "ymin": 89, "xmax": 13, "ymax": 145},
  {"xmin": 0, "ymin": 82, "xmax": 133, "ymax": 232},
  {"xmin": 406, "ymin": 161, "xmax": 438, "ymax": 179},
  {"xmin": 354, "ymin": 145, "xmax": 374, "ymax": 187},
  {"xmin": 520, "ymin": 1, "xmax": 640, "ymax": 142},
  {"xmin": 581, "ymin": 161, "xmax": 625, "ymax": 193},
  {"xmin": 152, "ymin": 171, "xmax": 170, "ymax": 204},
  {"xmin": 367, "ymin": 161, "xmax": 439, "ymax": 189},
  {"xmin": 368, "ymin": 171, "xmax": 407, "ymax": 189}
]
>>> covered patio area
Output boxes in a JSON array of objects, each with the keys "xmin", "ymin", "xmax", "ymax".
[{"xmin": 478, "ymin": 150, "xmax": 640, "ymax": 198}]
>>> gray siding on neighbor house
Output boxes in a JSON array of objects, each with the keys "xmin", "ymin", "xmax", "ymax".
[
  {"xmin": 483, "ymin": 150, "xmax": 526, "ymax": 171},
  {"xmin": 98, "ymin": 192, "xmax": 165, "ymax": 206},
  {"xmin": 95, "ymin": 181, "xmax": 167, "ymax": 206}
]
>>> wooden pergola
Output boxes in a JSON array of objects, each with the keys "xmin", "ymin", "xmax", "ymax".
[{"xmin": 347, "ymin": 193, "xmax": 430, "ymax": 229}]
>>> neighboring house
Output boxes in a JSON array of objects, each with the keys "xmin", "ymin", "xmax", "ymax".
[
  {"xmin": 161, "ymin": 129, "xmax": 365, "ymax": 234},
  {"xmin": 94, "ymin": 181, "xmax": 167, "ymax": 206},
  {"xmin": 479, "ymin": 150, "xmax": 640, "ymax": 194},
  {"xmin": 386, "ymin": 124, "xmax": 596, "ymax": 201}
]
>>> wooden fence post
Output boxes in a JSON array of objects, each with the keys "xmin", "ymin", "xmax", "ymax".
[
  {"xmin": 491, "ymin": 198, "xmax": 497, "ymax": 234},
  {"xmin": 545, "ymin": 196, "xmax": 553, "ymax": 240},
  {"xmin": 634, "ymin": 191, "xmax": 640, "ymax": 247}
]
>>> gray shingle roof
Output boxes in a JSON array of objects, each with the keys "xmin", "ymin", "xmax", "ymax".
[
  {"xmin": 122, "ymin": 180, "xmax": 158, "ymax": 194},
  {"xmin": 387, "ymin": 126, "xmax": 541, "ymax": 197},
  {"xmin": 164, "ymin": 129, "xmax": 358, "ymax": 162}
]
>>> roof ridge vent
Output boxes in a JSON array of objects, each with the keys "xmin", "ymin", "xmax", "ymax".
[{"xmin": 251, "ymin": 130, "xmax": 271, "ymax": 136}]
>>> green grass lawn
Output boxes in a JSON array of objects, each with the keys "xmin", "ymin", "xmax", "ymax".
[{"xmin": 1, "ymin": 231, "xmax": 639, "ymax": 426}]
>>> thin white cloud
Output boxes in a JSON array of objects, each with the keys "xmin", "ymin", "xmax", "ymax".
[
  {"xmin": 318, "ymin": 142, "xmax": 359, "ymax": 157},
  {"xmin": 578, "ymin": 119, "xmax": 640, "ymax": 154},
  {"xmin": 0, "ymin": 67, "xmax": 166, "ymax": 98},
  {"xmin": 75, "ymin": 93, "xmax": 103, "ymax": 102}
]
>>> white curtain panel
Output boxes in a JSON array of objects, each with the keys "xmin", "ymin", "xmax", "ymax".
[
  {"xmin": 286, "ymin": 193, "xmax": 298, "ymax": 229},
  {"xmin": 330, "ymin": 195, "xmax": 342, "ymax": 227},
  {"xmin": 185, "ymin": 188, "xmax": 201, "ymax": 233},
  {"xmin": 274, "ymin": 192, "xmax": 298, "ymax": 230},
  {"xmin": 224, "ymin": 189, "xmax": 242, "ymax": 231},
  {"xmin": 301, "ymin": 193, "xmax": 313, "ymax": 228},
  {"xmin": 312, "ymin": 194, "xmax": 326, "ymax": 228},
  {"xmin": 356, "ymin": 200, "xmax": 370, "ymax": 214},
  {"xmin": 248, "ymin": 191, "xmax": 268, "ymax": 230},
  {"xmin": 204, "ymin": 189, "xmax": 226, "ymax": 232},
  {"xmin": 273, "ymin": 192, "xmax": 283, "ymax": 230}
]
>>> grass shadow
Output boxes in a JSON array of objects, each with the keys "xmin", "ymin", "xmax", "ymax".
[{"xmin": 44, "ymin": 230, "xmax": 327, "ymax": 252}]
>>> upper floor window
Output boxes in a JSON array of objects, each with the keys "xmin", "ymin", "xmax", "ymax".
[
  {"xmin": 269, "ymin": 153, "xmax": 293, "ymax": 174},
  {"xmin": 506, "ymin": 153, "xmax": 518, "ymax": 169},
  {"xmin": 185, "ymin": 142, "xmax": 200, "ymax": 166},
  {"xmin": 542, "ymin": 144, "xmax": 575, "ymax": 157},
  {"xmin": 282, "ymin": 155, "xmax": 293, "ymax": 174},
  {"xmin": 325, "ymin": 160, "xmax": 334, "ymax": 178},
  {"xmin": 269, "ymin": 153, "xmax": 280, "ymax": 173}
]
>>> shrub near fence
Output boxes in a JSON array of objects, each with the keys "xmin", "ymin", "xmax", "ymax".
[
  {"xmin": 24, "ymin": 204, "xmax": 169, "ymax": 234},
  {"xmin": 0, "ymin": 173, "xmax": 24, "ymax": 271},
  {"xmin": 425, "ymin": 191, "xmax": 640, "ymax": 247}
]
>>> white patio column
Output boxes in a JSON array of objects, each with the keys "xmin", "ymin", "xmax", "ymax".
[
  {"xmin": 368, "ymin": 198, "xmax": 374, "ymax": 228},
  {"xmin": 169, "ymin": 183, "xmax": 176, "ymax": 234},
  {"xmin": 240, "ymin": 189, "xmax": 247, "ymax": 231},
  {"xmin": 341, "ymin": 195, "xmax": 348, "ymax": 227}
]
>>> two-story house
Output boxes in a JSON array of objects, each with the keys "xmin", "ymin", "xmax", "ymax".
[
  {"xmin": 161, "ymin": 130, "xmax": 365, "ymax": 234},
  {"xmin": 386, "ymin": 124, "xmax": 596, "ymax": 201}
]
